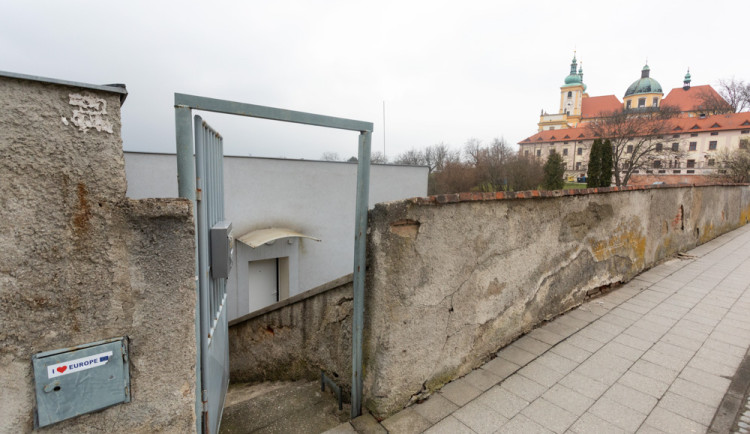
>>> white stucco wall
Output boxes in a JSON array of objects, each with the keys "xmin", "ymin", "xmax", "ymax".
[{"xmin": 124, "ymin": 152, "xmax": 428, "ymax": 317}]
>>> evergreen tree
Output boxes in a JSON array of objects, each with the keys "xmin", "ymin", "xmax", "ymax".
[
  {"xmin": 587, "ymin": 139, "xmax": 602, "ymax": 188},
  {"xmin": 542, "ymin": 152, "xmax": 565, "ymax": 190},
  {"xmin": 600, "ymin": 139, "xmax": 613, "ymax": 187}
]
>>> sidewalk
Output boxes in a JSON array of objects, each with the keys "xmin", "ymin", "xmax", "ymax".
[{"xmin": 329, "ymin": 223, "xmax": 750, "ymax": 434}]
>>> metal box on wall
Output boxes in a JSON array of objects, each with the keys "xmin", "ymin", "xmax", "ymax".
[
  {"xmin": 210, "ymin": 220, "xmax": 234, "ymax": 279},
  {"xmin": 32, "ymin": 337, "xmax": 130, "ymax": 428}
]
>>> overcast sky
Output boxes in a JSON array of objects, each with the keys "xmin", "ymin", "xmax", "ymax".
[{"xmin": 2, "ymin": 1, "xmax": 749, "ymax": 160}]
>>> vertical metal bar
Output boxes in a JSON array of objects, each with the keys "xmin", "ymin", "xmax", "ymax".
[
  {"xmin": 351, "ymin": 130, "xmax": 372, "ymax": 418},
  {"xmin": 175, "ymin": 104, "xmax": 202, "ymax": 434},
  {"xmin": 175, "ymin": 106, "xmax": 196, "ymax": 201},
  {"xmin": 195, "ymin": 115, "xmax": 211, "ymax": 374}
]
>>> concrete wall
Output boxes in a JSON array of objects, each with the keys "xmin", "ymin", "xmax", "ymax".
[
  {"xmin": 228, "ymin": 274, "xmax": 353, "ymax": 392},
  {"xmin": 125, "ymin": 152, "xmax": 428, "ymax": 319},
  {"xmin": 362, "ymin": 185, "xmax": 750, "ymax": 418},
  {"xmin": 0, "ymin": 74, "xmax": 197, "ymax": 432}
]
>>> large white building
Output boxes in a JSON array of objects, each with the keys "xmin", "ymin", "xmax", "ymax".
[
  {"xmin": 520, "ymin": 56, "xmax": 750, "ymax": 183},
  {"xmin": 125, "ymin": 152, "xmax": 428, "ymax": 321}
]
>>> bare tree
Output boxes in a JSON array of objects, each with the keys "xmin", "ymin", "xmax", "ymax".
[
  {"xmin": 370, "ymin": 151, "xmax": 388, "ymax": 164},
  {"xmin": 505, "ymin": 154, "xmax": 544, "ymax": 191},
  {"xmin": 463, "ymin": 138, "xmax": 484, "ymax": 166},
  {"xmin": 394, "ymin": 148, "xmax": 426, "ymax": 166},
  {"xmin": 424, "ymin": 143, "xmax": 456, "ymax": 173},
  {"xmin": 716, "ymin": 143, "xmax": 750, "ymax": 183},
  {"xmin": 586, "ymin": 106, "xmax": 681, "ymax": 186},
  {"xmin": 717, "ymin": 78, "xmax": 750, "ymax": 113},
  {"xmin": 696, "ymin": 78, "xmax": 750, "ymax": 114},
  {"xmin": 320, "ymin": 152, "xmax": 341, "ymax": 161}
]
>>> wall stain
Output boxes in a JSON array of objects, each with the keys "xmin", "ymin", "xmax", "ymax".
[
  {"xmin": 72, "ymin": 182, "xmax": 92, "ymax": 234},
  {"xmin": 589, "ymin": 222, "xmax": 646, "ymax": 271},
  {"xmin": 741, "ymin": 204, "xmax": 750, "ymax": 225}
]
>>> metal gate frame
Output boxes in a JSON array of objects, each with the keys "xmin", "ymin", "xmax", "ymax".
[{"xmin": 174, "ymin": 93, "xmax": 373, "ymax": 430}]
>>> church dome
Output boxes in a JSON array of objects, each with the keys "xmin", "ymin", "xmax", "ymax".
[
  {"xmin": 564, "ymin": 72, "xmax": 582, "ymax": 85},
  {"xmin": 624, "ymin": 64, "xmax": 662, "ymax": 97},
  {"xmin": 562, "ymin": 55, "xmax": 585, "ymax": 89}
]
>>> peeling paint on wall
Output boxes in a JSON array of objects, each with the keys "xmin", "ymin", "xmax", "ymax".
[{"xmin": 63, "ymin": 93, "xmax": 113, "ymax": 133}]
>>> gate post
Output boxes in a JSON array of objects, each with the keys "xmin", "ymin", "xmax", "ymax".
[
  {"xmin": 351, "ymin": 130, "xmax": 372, "ymax": 418},
  {"xmin": 174, "ymin": 104, "xmax": 202, "ymax": 434}
]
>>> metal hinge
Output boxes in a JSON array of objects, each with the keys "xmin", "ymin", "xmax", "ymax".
[
  {"xmin": 202, "ymin": 389, "xmax": 208, "ymax": 412},
  {"xmin": 196, "ymin": 188, "xmax": 203, "ymax": 201}
]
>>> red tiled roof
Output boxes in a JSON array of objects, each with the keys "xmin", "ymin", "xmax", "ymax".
[
  {"xmin": 661, "ymin": 85, "xmax": 730, "ymax": 112},
  {"xmin": 519, "ymin": 112, "xmax": 750, "ymax": 145},
  {"xmin": 581, "ymin": 95, "xmax": 622, "ymax": 118},
  {"xmin": 519, "ymin": 126, "xmax": 594, "ymax": 144},
  {"xmin": 669, "ymin": 112, "xmax": 750, "ymax": 133}
]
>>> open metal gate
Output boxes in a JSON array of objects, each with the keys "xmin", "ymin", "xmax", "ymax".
[
  {"xmin": 175, "ymin": 93, "xmax": 373, "ymax": 429},
  {"xmin": 194, "ymin": 115, "xmax": 230, "ymax": 433}
]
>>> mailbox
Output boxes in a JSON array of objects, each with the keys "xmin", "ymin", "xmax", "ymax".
[
  {"xmin": 32, "ymin": 337, "xmax": 130, "ymax": 428},
  {"xmin": 210, "ymin": 220, "xmax": 234, "ymax": 279}
]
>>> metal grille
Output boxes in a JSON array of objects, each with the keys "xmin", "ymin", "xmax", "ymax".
[
  {"xmin": 196, "ymin": 116, "xmax": 226, "ymax": 336},
  {"xmin": 194, "ymin": 115, "xmax": 229, "ymax": 433}
]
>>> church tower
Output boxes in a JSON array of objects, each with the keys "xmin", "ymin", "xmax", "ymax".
[
  {"xmin": 559, "ymin": 54, "xmax": 585, "ymax": 124},
  {"xmin": 538, "ymin": 53, "xmax": 587, "ymax": 131}
]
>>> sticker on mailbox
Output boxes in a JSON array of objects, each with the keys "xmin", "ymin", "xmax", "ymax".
[{"xmin": 47, "ymin": 351, "xmax": 113, "ymax": 379}]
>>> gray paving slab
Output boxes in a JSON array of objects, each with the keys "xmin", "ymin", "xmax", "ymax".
[
  {"xmin": 422, "ymin": 415, "xmax": 475, "ymax": 434},
  {"xmin": 439, "ymin": 378, "xmax": 483, "ymax": 406},
  {"xmin": 412, "ymin": 393, "xmax": 459, "ymax": 424},
  {"xmin": 380, "ymin": 407, "xmax": 432, "ymax": 434},
  {"xmin": 474, "ymin": 386, "xmax": 529, "ymax": 419},
  {"xmin": 451, "ymin": 400, "xmax": 507, "ymax": 434}
]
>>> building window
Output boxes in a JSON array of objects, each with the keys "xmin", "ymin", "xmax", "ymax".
[
  {"xmin": 655, "ymin": 143, "xmax": 663, "ymax": 151},
  {"xmin": 741, "ymin": 140, "xmax": 749, "ymax": 150},
  {"xmin": 524, "ymin": 150, "xmax": 529, "ymax": 156},
  {"xmin": 567, "ymin": 91, "xmax": 572, "ymax": 97},
  {"xmin": 563, "ymin": 148, "xmax": 569, "ymax": 156},
  {"xmin": 741, "ymin": 129, "xmax": 749, "ymax": 134},
  {"xmin": 658, "ymin": 169, "xmax": 666, "ymax": 173},
  {"xmin": 673, "ymin": 170, "xmax": 681, "ymax": 174},
  {"xmin": 687, "ymin": 160, "xmax": 695, "ymax": 168},
  {"xmin": 626, "ymin": 145, "xmax": 633, "ymax": 153},
  {"xmin": 708, "ymin": 159, "xmax": 716, "ymax": 166},
  {"xmin": 626, "ymin": 100, "xmax": 632, "ymax": 109},
  {"xmin": 672, "ymin": 143, "xmax": 679, "ymax": 151},
  {"xmin": 536, "ymin": 149, "xmax": 541, "ymax": 157},
  {"xmin": 549, "ymin": 149, "xmax": 555, "ymax": 155},
  {"xmin": 653, "ymin": 160, "xmax": 662, "ymax": 168},
  {"xmin": 709, "ymin": 141, "xmax": 717, "ymax": 150},
  {"xmin": 710, "ymin": 131, "xmax": 719, "ymax": 136},
  {"xmin": 576, "ymin": 162, "xmax": 581, "ymax": 170},
  {"xmin": 672, "ymin": 134, "xmax": 680, "ymax": 138},
  {"xmin": 690, "ymin": 133, "xmax": 698, "ymax": 137},
  {"xmin": 638, "ymin": 98, "xmax": 646, "ymax": 107},
  {"xmin": 652, "ymin": 97, "xmax": 659, "ymax": 107},
  {"xmin": 689, "ymin": 142, "xmax": 697, "ymax": 151},
  {"xmin": 577, "ymin": 147, "xmax": 583, "ymax": 155}
]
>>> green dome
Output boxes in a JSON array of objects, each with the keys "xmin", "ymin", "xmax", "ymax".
[
  {"xmin": 624, "ymin": 64, "xmax": 662, "ymax": 97},
  {"xmin": 564, "ymin": 73, "xmax": 582, "ymax": 85},
  {"xmin": 562, "ymin": 55, "xmax": 585, "ymax": 89}
]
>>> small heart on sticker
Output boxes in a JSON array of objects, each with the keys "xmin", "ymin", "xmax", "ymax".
[{"xmin": 56, "ymin": 366, "xmax": 67, "ymax": 373}]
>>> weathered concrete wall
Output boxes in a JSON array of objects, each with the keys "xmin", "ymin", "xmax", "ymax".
[
  {"xmin": 0, "ymin": 74, "xmax": 197, "ymax": 432},
  {"xmin": 363, "ymin": 185, "xmax": 750, "ymax": 418},
  {"xmin": 228, "ymin": 275, "xmax": 353, "ymax": 394}
]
